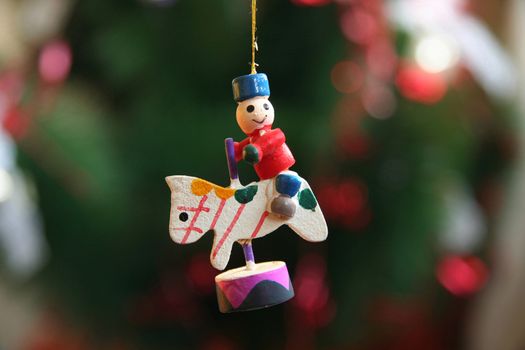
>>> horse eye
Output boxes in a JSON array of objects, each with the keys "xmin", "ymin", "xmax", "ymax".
[
  {"xmin": 179, "ymin": 212, "xmax": 189, "ymax": 222},
  {"xmin": 263, "ymin": 103, "xmax": 270, "ymax": 110},
  {"xmin": 246, "ymin": 105, "xmax": 255, "ymax": 113}
]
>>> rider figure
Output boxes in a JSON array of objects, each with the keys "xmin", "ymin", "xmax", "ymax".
[{"xmin": 232, "ymin": 73, "xmax": 301, "ymax": 218}]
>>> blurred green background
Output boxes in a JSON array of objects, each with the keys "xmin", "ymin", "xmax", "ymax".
[{"xmin": 0, "ymin": 0, "xmax": 522, "ymax": 349}]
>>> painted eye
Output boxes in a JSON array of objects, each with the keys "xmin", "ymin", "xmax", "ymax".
[
  {"xmin": 246, "ymin": 105, "xmax": 255, "ymax": 113},
  {"xmin": 179, "ymin": 212, "xmax": 189, "ymax": 222},
  {"xmin": 263, "ymin": 103, "xmax": 270, "ymax": 110}
]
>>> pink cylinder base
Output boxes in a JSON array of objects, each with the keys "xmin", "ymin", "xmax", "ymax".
[{"xmin": 215, "ymin": 261, "xmax": 294, "ymax": 313}]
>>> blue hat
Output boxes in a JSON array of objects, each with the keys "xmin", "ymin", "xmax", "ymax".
[{"xmin": 232, "ymin": 73, "xmax": 270, "ymax": 102}]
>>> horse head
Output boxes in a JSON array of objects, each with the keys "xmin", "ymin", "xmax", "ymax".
[{"xmin": 165, "ymin": 175, "xmax": 218, "ymax": 245}]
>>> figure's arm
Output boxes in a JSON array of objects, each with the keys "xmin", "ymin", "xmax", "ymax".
[
  {"xmin": 241, "ymin": 129, "xmax": 287, "ymax": 165},
  {"xmin": 234, "ymin": 138, "xmax": 250, "ymax": 162}
]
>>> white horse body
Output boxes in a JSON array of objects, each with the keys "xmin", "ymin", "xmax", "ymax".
[{"xmin": 166, "ymin": 175, "xmax": 328, "ymax": 270}]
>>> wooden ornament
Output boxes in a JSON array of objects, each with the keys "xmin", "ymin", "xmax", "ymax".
[{"xmin": 166, "ymin": 73, "xmax": 328, "ymax": 313}]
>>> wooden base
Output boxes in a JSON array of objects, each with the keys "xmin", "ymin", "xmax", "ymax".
[{"xmin": 215, "ymin": 261, "xmax": 294, "ymax": 313}]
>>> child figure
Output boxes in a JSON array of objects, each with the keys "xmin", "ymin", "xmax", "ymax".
[{"xmin": 232, "ymin": 73, "xmax": 301, "ymax": 219}]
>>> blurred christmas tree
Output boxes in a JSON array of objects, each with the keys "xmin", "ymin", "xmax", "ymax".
[{"xmin": 1, "ymin": 0, "xmax": 518, "ymax": 349}]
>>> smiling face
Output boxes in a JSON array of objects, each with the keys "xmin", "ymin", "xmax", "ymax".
[{"xmin": 236, "ymin": 96, "xmax": 275, "ymax": 134}]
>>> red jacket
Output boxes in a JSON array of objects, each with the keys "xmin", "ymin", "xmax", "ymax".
[{"xmin": 234, "ymin": 126, "xmax": 295, "ymax": 180}]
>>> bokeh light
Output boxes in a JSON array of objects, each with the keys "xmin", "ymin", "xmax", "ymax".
[
  {"xmin": 0, "ymin": 168, "xmax": 13, "ymax": 202},
  {"xmin": 38, "ymin": 40, "xmax": 72, "ymax": 84},
  {"xmin": 291, "ymin": 0, "xmax": 331, "ymax": 7},
  {"xmin": 316, "ymin": 178, "xmax": 371, "ymax": 230},
  {"xmin": 415, "ymin": 35, "xmax": 460, "ymax": 74},
  {"xmin": 436, "ymin": 255, "xmax": 488, "ymax": 296},
  {"xmin": 331, "ymin": 60, "xmax": 364, "ymax": 94},
  {"xmin": 338, "ymin": 132, "xmax": 371, "ymax": 159},
  {"xmin": 185, "ymin": 253, "xmax": 216, "ymax": 295},
  {"xmin": 366, "ymin": 41, "xmax": 397, "ymax": 80},
  {"xmin": 362, "ymin": 83, "xmax": 396, "ymax": 119},
  {"xmin": 0, "ymin": 71, "xmax": 24, "ymax": 102},
  {"xmin": 2, "ymin": 107, "xmax": 29, "ymax": 139},
  {"xmin": 340, "ymin": 8, "xmax": 378, "ymax": 44},
  {"xmin": 292, "ymin": 253, "xmax": 336, "ymax": 328},
  {"xmin": 396, "ymin": 65, "xmax": 447, "ymax": 104}
]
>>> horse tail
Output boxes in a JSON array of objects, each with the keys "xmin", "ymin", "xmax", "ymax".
[{"xmin": 286, "ymin": 178, "xmax": 328, "ymax": 242}]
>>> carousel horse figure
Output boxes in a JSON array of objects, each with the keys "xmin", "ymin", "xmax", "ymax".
[{"xmin": 166, "ymin": 172, "xmax": 327, "ymax": 271}]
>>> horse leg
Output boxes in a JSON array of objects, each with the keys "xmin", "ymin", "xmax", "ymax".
[{"xmin": 210, "ymin": 234, "xmax": 236, "ymax": 271}]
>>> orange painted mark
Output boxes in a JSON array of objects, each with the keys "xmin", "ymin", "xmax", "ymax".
[
  {"xmin": 191, "ymin": 178, "xmax": 235, "ymax": 199},
  {"xmin": 191, "ymin": 179, "xmax": 214, "ymax": 196},
  {"xmin": 212, "ymin": 204, "xmax": 246, "ymax": 259},
  {"xmin": 214, "ymin": 186, "xmax": 235, "ymax": 200},
  {"xmin": 250, "ymin": 211, "xmax": 269, "ymax": 238}
]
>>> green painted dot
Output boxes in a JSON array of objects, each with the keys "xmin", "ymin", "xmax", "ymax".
[
  {"xmin": 234, "ymin": 185, "xmax": 258, "ymax": 204},
  {"xmin": 298, "ymin": 188, "xmax": 317, "ymax": 210}
]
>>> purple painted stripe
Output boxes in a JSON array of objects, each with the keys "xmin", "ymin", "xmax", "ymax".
[
  {"xmin": 225, "ymin": 138, "xmax": 238, "ymax": 180},
  {"xmin": 216, "ymin": 264, "xmax": 291, "ymax": 309}
]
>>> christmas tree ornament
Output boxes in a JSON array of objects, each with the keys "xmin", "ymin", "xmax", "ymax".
[{"xmin": 166, "ymin": 0, "xmax": 328, "ymax": 313}]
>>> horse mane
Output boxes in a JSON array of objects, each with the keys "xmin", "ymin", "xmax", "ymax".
[{"xmin": 190, "ymin": 178, "xmax": 237, "ymax": 199}]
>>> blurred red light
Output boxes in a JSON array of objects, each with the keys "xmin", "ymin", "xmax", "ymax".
[
  {"xmin": 436, "ymin": 255, "xmax": 488, "ymax": 296},
  {"xmin": 362, "ymin": 83, "xmax": 396, "ymax": 119},
  {"xmin": 396, "ymin": 65, "xmax": 447, "ymax": 104},
  {"xmin": 186, "ymin": 253, "xmax": 216, "ymax": 295},
  {"xmin": 39, "ymin": 41, "xmax": 72, "ymax": 84},
  {"xmin": 366, "ymin": 42, "xmax": 397, "ymax": 80},
  {"xmin": 0, "ymin": 71, "xmax": 24, "ymax": 101},
  {"xmin": 340, "ymin": 8, "xmax": 378, "ymax": 45},
  {"xmin": 292, "ymin": 253, "xmax": 336, "ymax": 328},
  {"xmin": 291, "ymin": 0, "xmax": 331, "ymax": 6},
  {"xmin": 337, "ymin": 180, "xmax": 366, "ymax": 216},
  {"xmin": 2, "ymin": 106, "xmax": 29, "ymax": 139},
  {"xmin": 338, "ymin": 132, "xmax": 371, "ymax": 159},
  {"xmin": 316, "ymin": 178, "xmax": 370, "ymax": 230}
]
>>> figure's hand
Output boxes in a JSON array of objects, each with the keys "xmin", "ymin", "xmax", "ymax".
[{"xmin": 243, "ymin": 144, "xmax": 260, "ymax": 164}]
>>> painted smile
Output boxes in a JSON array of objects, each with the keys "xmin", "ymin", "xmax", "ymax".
[{"xmin": 252, "ymin": 116, "xmax": 267, "ymax": 124}]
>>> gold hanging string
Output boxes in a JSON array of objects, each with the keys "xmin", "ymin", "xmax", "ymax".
[{"xmin": 251, "ymin": 0, "xmax": 258, "ymax": 74}]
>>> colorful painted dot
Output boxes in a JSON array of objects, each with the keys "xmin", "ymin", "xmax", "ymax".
[
  {"xmin": 298, "ymin": 188, "xmax": 317, "ymax": 210},
  {"xmin": 234, "ymin": 185, "xmax": 258, "ymax": 204}
]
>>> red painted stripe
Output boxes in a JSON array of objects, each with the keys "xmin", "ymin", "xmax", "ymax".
[
  {"xmin": 250, "ymin": 211, "xmax": 269, "ymax": 238},
  {"xmin": 181, "ymin": 195, "xmax": 208, "ymax": 244},
  {"xmin": 176, "ymin": 205, "xmax": 210, "ymax": 212},
  {"xmin": 212, "ymin": 204, "xmax": 246, "ymax": 259},
  {"xmin": 174, "ymin": 227, "xmax": 203, "ymax": 234},
  {"xmin": 210, "ymin": 199, "xmax": 227, "ymax": 230}
]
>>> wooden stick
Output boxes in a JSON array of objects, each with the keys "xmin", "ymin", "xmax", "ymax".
[
  {"xmin": 225, "ymin": 138, "xmax": 255, "ymax": 269},
  {"xmin": 224, "ymin": 138, "xmax": 239, "ymax": 181}
]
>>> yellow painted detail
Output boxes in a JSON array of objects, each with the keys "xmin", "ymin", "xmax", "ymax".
[
  {"xmin": 191, "ymin": 178, "xmax": 235, "ymax": 199},
  {"xmin": 215, "ymin": 186, "xmax": 235, "ymax": 199},
  {"xmin": 191, "ymin": 179, "xmax": 213, "ymax": 196}
]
